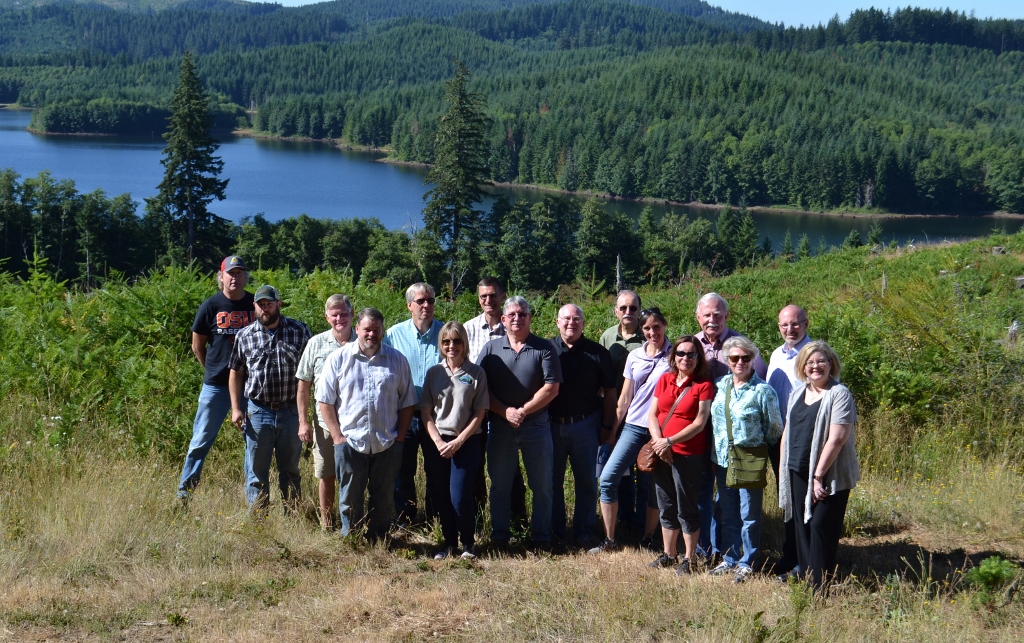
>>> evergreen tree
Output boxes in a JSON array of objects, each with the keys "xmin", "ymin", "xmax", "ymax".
[
  {"xmin": 780, "ymin": 229, "xmax": 794, "ymax": 261},
  {"xmin": 866, "ymin": 220, "xmax": 884, "ymax": 246},
  {"xmin": 841, "ymin": 229, "xmax": 863, "ymax": 249},
  {"xmin": 733, "ymin": 207, "xmax": 760, "ymax": 268},
  {"xmin": 796, "ymin": 233, "xmax": 812, "ymax": 260},
  {"xmin": 146, "ymin": 51, "xmax": 229, "ymax": 265},
  {"xmin": 422, "ymin": 59, "xmax": 490, "ymax": 294}
]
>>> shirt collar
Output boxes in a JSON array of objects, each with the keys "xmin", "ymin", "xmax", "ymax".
[{"xmin": 781, "ymin": 335, "xmax": 811, "ymax": 357}]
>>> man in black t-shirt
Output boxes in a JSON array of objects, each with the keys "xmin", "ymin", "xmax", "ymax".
[{"xmin": 176, "ymin": 255, "xmax": 256, "ymax": 503}]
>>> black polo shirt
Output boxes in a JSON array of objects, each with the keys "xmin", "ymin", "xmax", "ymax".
[
  {"xmin": 478, "ymin": 333, "xmax": 562, "ymax": 430},
  {"xmin": 548, "ymin": 335, "xmax": 616, "ymax": 421}
]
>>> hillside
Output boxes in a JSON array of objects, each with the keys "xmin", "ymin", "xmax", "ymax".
[
  {"xmin": 1, "ymin": 233, "xmax": 1023, "ymax": 639},
  {"xmin": 1, "ymin": 2, "xmax": 1024, "ymax": 215}
]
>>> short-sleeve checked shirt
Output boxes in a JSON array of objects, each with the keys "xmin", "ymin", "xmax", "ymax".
[
  {"xmin": 465, "ymin": 311, "xmax": 507, "ymax": 364},
  {"xmin": 709, "ymin": 373, "xmax": 783, "ymax": 466},
  {"xmin": 229, "ymin": 316, "xmax": 311, "ymax": 405},
  {"xmin": 296, "ymin": 327, "xmax": 356, "ymax": 433},
  {"xmin": 315, "ymin": 342, "xmax": 417, "ymax": 454}
]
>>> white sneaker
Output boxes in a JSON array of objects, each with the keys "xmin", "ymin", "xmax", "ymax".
[
  {"xmin": 733, "ymin": 566, "xmax": 754, "ymax": 584},
  {"xmin": 708, "ymin": 561, "xmax": 734, "ymax": 576},
  {"xmin": 460, "ymin": 548, "xmax": 477, "ymax": 560}
]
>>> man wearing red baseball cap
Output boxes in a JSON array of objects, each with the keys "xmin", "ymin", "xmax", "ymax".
[{"xmin": 176, "ymin": 255, "xmax": 255, "ymax": 505}]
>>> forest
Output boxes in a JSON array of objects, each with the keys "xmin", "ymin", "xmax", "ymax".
[{"xmin": 2, "ymin": 0, "xmax": 1024, "ymax": 292}]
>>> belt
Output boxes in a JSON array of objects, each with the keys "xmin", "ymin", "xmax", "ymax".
[
  {"xmin": 251, "ymin": 399, "xmax": 296, "ymax": 410},
  {"xmin": 552, "ymin": 413, "xmax": 590, "ymax": 425}
]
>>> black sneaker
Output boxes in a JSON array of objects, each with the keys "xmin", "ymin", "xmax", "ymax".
[
  {"xmin": 647, "ymin": 553, "xmax": 676, "ymax": 568},
  {"xmin": 675, "ymin": 558, "xmax": 692, "ymax": 576},
  {"xmin": 587, "ymin": 538, "xmax": 622, "ymax": 554}
]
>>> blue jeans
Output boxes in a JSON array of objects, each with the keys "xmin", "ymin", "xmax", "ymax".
[
  {"xmin": 394, "ymin": 416, "xmax": 437, "ymax": 523},
  {"xmin": 714, "ymin": 464, "xmax": 764, "ymax": 569},
  {"xmin": 551, "ymin": 412, "xmax": 600, "ymax": 543},
  {"xmin": 598, "ymin": 423, "xmax": 650, "ymax": 505},
  {"xmin": 423, "ymin": 432, "xmax": 484, "ymax": 550},
  {"xmin": 335, "ymin": 440, "xmax": 404, "ymax": 540},
  {"xmin": 177, "ymin": 384, "xmax": 233, "ymax": 498},
  {"xmin": 597, "ymin": 444, "xmax": 649, "ymax": 529},
  {"xmin": 487, "ymin": 420, "xmax": 554, "ymax": 543},
  {"xmin": 697, "ymin": 457, "xmax": 717, "ymax": 556},
  {"xmin": 243, "ymin": 401, "xmax": 302, "ymax": 509}
]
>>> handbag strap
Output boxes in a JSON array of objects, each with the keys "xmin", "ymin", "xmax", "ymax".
[
  {"xmin": 661, "ymin": 384, "xmax": 692, "ymax": 434},
  {"xmin": 725, "ymin": 380, "xmax": 735, "ymax": 449}
]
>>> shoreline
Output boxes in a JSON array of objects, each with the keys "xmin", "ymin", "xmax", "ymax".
[{"xmin": 15, "ymin": 122, "xmax": 1024, "ymax": 221}]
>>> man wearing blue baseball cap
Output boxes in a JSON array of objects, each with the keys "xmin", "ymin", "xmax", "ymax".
[{"xmin": 176, "ymin": 255, "xmax": 255, "ymax": 505}]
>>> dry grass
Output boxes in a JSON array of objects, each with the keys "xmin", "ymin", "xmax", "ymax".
[{"xmin": 2, "ymin": 406, "xmax": 1024, "ymax": 641}]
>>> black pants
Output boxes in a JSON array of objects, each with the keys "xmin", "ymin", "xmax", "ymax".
[
  {"xmin": 789, "ymin": 471, "xmax": 850, "ymax": 590},
  {"xmin": 769, "ymin": 441, "xmax": 799, "ymax": 571},
  {"xmin": 654, "ymin": 454, "xmax": 704, "ymax": 534}
]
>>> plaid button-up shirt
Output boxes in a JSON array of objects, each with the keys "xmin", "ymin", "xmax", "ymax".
[{"xmin": 229, "ymin": 316, "xmax": 312, "ymax": 405}]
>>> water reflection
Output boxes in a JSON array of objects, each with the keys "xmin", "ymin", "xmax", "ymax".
[{"xmin": 0, "ymin": 109, "xmax": 1019, "ymax": 248}]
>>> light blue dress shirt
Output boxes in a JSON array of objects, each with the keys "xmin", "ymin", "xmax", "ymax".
[{"xmin": 383, "ymin": 317, "xmax": 443, "ymax": 402}]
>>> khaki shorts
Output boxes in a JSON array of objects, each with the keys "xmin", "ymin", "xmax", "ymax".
[{"xmin": 312, "ymin": 423, "xmax": 335, "ymax": 479}]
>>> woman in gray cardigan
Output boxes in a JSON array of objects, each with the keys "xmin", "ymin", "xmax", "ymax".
[{"xmin": 778, "ymin": 341, "xmax": 859, "ymax": 590}]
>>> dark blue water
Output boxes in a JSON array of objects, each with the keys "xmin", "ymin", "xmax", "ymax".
[{"xmin": 2, "ymin": 109, "xmax": 1020, "ymax": 246}]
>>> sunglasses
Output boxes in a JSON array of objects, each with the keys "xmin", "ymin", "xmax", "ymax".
[
  {"xmin": 441, "ymin": 338, "xmax": 463, "ymax": 346},
  {"xmin": 639, "ymin": 307, "xmax": 662, "ymax": 318},
  {"xmin": 413, "ymin": 297, "xmax": 436, "ymax": 306},
  {"xmin": 674, "ymin": 350, "xmax": 699, "ymax": 359},
  {"xmin": 727, "ymin": 354, "xmax": 753, "ymax": 364},
  {"xmin": 618, "ymin": 305, "xmax": 638, "ymax": 313}
]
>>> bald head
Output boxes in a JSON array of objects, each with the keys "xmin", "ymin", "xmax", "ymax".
[
  {"xmin": 778, "ymin": 305, "xmax": 808, "ymax": 347},
  {"xmin": 556, "ymin": 304, "xmax": 585, "ymax": 345}
]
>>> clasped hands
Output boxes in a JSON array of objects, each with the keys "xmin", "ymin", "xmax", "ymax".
[{"xmin": 504, "ymin": 406, "xmax": 527, "ymax": 428}]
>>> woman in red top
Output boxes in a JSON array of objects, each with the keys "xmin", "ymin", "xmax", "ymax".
[{"xmin": 645, "ymin": 335, "xmax": 715, "ymax": 574}]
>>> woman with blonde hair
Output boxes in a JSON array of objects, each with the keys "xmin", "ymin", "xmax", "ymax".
[
  {"xmin": 778, "ymin": 341, "xmax": 859, "ymax": 590},
  {"xmin": 421, "ymin": 321, "xmax": 489, "ymax": 559}
]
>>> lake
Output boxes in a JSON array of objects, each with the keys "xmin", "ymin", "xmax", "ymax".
[{"xmin": 2, "ymin": 109, "xmax": 1020, "ymax": 247}]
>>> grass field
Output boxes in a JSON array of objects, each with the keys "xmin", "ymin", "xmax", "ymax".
[{"xmin": 2, "ymin": 234, "xmax": 1024, "ymax": 640}]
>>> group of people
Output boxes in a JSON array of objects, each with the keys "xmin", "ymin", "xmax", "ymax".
[{"xmin": 175, "ymin": 255, "xmax": 859, "ymax": 589}]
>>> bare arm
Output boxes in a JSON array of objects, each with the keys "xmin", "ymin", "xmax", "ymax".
[
  {"xmin": 521, "ymin": 382, "xmax": 559, "ymax": 417},
  {"xmin": 812, "ymin": 423, "xmax": 854, "ymax": 503},
  {"xmin": 297, "ymin": 378, "xmax": 313, "ymax": 443},
  {"xmin": 229, "ymin": 369, "xmax": 245, "ymax": 430},
  {"xmin": 191, "ymin": 333, "xmax": 209, "ymax": 367},
  {"xmin": 609, "ymin": 380, "xmax": 635, "ymax": 443}
]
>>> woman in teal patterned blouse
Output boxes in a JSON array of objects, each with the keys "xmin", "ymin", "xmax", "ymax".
[{"xmin": 707, "ymin": 335, "xmax": 782, "ymax": 583}]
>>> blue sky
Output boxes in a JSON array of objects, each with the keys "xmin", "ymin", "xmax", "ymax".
[
  {"xmin": 713, "ymin": 1, "xmax": 1024, "ymax": 27},
  {"xmin": 271, "ymin": 0, "xmax": 1024, "ymax": 26}
]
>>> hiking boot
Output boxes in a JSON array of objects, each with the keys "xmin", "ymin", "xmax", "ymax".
[
  {"xmin": 675, "ymin": 558, "xmax": 692, "ymax": 576},
  {"xmin": 647, "ymin": 553, "xmax": 677, "ymax": 568}
]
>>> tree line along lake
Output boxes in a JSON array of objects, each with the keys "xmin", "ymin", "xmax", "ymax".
[{"xmin": 2, "ymin": 109, "xmax": 1021, "ymax": 249}]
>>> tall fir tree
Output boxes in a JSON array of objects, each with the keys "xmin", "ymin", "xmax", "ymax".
[
  {"xmin": 422, "ymin": 59, "xmax": 490, "ymax": 295},
  {"xmin": 146, "ymin": 51, "xmax": 229, "ymax": 265}
]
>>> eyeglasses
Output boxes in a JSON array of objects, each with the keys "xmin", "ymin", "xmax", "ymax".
[
  {"xmin": 727, "ymin": 354, "xmax": 753, "ymax": 364},
  {"xmin": 504, "ymin": 312, "xmax": 529, "ymax": 319},
  {"xmin": 805, "ymin": 359, "xmax": 829, "ymax": 368},
  {"xmin": 674, "ymin": 350, "xmax": 699, "ymax": 359},
  {"xmin": 441, "ymin": 338, "xmax": 463, "ymax": 346},
  {"xmin": 779, "ymin": 321, "xmax": 806, "ymax": 329},
  {"xmin": 558, "ymin": 316, "xmax": 583, "ymax": 323},
  {"xmin": 618, "ymin": 305, "xmax": 638, "ymax": 313},
  {"xmin": 413, "ymin": 297, "xmax": 436, "ymax": 306}
]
